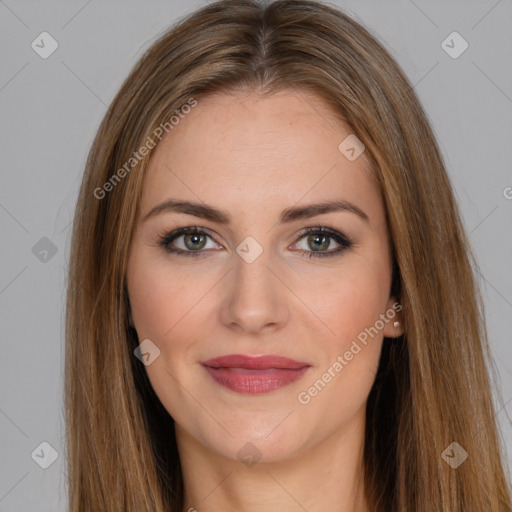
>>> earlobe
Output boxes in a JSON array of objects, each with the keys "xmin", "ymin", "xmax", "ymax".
[
  {"xmin": 384, "ymin": 322, "xmax": 403, "ymax": 338},
  {"xmin": 383, "ymin": 297, "xmax": 404, "ymax": 338},
  {"xmin": 384, "ymin": 318, "xmax": 404, "ymax": 338}
]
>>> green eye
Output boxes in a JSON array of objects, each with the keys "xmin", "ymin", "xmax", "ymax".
[
  {"xmin": 293, "ymin": 226, "xmax": 353, "ymax": 258},
  {"xmin": 158, "ymin": 227, "xmax": 218, "ymax": 257},
  {"xmin": 158, "ymin": 225, "xmax": 352, "ymax": 258}
]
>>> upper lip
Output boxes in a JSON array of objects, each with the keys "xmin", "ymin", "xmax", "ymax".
[{"xmin": 201, "ymin": 354, "xmax": 310, "ymax": 370}]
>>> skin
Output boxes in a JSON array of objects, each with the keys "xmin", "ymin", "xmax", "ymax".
[{"xmin": 126, "ymin": 89, "xmax": 403, "ymax": 512}]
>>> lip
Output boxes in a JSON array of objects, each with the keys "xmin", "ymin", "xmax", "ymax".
[{"xmin": 201, "ymin": 354, "xmax": 311, "ymax": 394}]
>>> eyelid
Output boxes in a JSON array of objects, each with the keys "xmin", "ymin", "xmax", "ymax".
[{"xmin": 294, "ymin": 225, "xmax": 352, "ymax": 245}]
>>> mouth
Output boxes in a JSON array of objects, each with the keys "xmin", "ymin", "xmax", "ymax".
[{"xmin": 200, "ymin": 354, "xmax": 311, "ymax": 394}]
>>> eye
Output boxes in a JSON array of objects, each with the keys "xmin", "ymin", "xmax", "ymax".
[
  {"xmin": 157, "ymin": 225, "xmax": 353, "ymax": 258},
  {"xmin": 291, "ymin": 226, "xmax": 353, "ymax": 258},
  {"xmin": 157, "ymin": 227, "xmax": 221, "ymax": 257}
]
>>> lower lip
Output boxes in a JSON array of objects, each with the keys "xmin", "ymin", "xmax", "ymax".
[{"xmin": 202, "ymin": 366, "xmax": 310, "ymax": 394}]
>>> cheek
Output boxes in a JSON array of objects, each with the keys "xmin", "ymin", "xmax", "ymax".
[
  {"xmin": 302, "ymin": 254, "xmax": 391, "ymax": 350},
  {"xmin": 295, "ymin": 293, "xmax": 386, "ymax": 434},
  {"xmin": 127, "ymin": 249, "xmax": 208, "ymax": 342},
  {"xmin": 297, "ymin": 252, "xmax": 391, "ymax": 402},
  {"xmin": 319, "ymin": 278, "xmax": 387, "ymax": 391},
  {"xmin": 127, "ymin": 251, "xmax": 209, "ymax": 420}
]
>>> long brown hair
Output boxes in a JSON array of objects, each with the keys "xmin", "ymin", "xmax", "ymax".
[{"xmin": 65, "ymin": 1, "xmax": 512, "ymax": 510}]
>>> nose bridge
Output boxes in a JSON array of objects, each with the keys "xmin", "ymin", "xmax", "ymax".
[
  {"xmin": 219, "ymin": 236, "xmax": 289, "ymax": 332},
  {"xmin": 234, "ymin": 246, "xmax": 272, "ymax": 291}
]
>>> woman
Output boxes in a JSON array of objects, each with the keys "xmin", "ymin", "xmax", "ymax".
[{"xmin": 65, "ymin": 0, "xmax": 512, "ymax": 510}]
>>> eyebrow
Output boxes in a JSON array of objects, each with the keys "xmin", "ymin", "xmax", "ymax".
[{"xmin": 142, "ymin": 198, "xmax": 369, "ymax": 224}]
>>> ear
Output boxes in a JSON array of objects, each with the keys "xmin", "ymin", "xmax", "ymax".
[{"xmin": 383, "ymin": 296, "xmax": 404, "ymax": 338}]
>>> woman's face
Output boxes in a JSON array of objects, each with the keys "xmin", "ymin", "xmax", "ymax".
[{"xmin": 126, "ymin": 89, "xmax": 401, "ymax": 463}]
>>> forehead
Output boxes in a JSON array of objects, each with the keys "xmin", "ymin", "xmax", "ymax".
[{"xmin": 140, "ymin": 89, "xmax": 381, "ymax": 221}]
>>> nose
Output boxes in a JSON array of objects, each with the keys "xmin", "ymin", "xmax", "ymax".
[{"xmin": 219, "ymin": 248, "xmax": 291, "ymax": 335}]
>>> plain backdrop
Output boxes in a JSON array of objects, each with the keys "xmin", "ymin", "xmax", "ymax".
[{"xmin": 0, "ymin": 0, "xmax": 511, "ymax": 510}]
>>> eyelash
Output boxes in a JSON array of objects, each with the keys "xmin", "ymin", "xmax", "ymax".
[{"xmin": 157, "ymin": 226, "xmax": 353, "ymax": 259}]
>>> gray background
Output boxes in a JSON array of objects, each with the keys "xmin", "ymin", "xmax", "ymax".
[{"xmin": 0, "ymin": 0, "xmax": 511, "ymax": 510}]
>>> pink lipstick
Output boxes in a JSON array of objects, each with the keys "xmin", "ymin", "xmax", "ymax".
[{"xmin": 201, "ymin": 354, "xmax": 311, "ymax": 394}]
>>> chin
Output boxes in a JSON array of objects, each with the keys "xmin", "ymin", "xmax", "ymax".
[{"xmin": 191, "ymin": 410, "xmax": 314, "ymax": 466}]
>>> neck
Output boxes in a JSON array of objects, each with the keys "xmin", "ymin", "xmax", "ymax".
[{"xmin": 177, "ymin": 409, "xmax": 369, "ymax": 512}]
